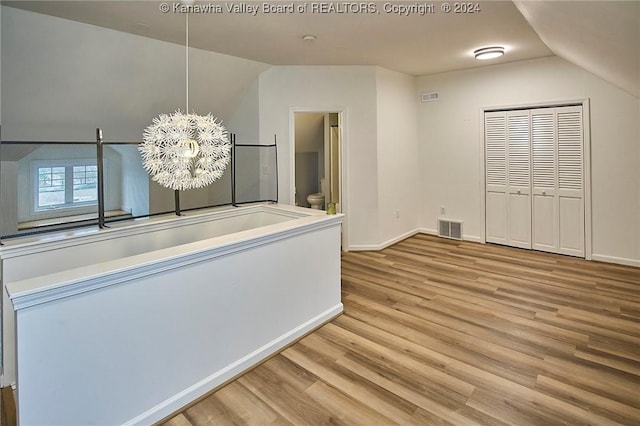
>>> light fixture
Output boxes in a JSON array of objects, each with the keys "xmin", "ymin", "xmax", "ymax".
[
  {"xmin": 302, "ymin": 34, "xmax": 317, "ymax": 41},
  {"xmin": 139, "ymin": 5, "xmax": 230, "ymax": 191},
  {"xmin": 474, "ymin": 46, "xmax": 505, "ymax": 61}
]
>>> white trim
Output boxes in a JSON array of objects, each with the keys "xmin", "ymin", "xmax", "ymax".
[
  {"xmin": 479, "ymin": 98, "xmax": 592, "ymax": 259},
  {"xmin": 349, "ymin": 228, "xmax": 483, "ymax": 251},
  {"xmin": 1, "ymin": 204, "xmax": 304, "ymax": 258},
  {"xmin": 591, "ymin": 254, "xmax": 640, "ymax": 268},
  {"xmin": 124, "ymin": 304, "xmax": 343, "ymax": 426},
  {"xmin": 419, "ymin": 228, "xmax": 482, "ymax": 243},
  {"xmin": 289, "ymin": 107, "xmax": 349, "ymax": 250},
  {"xmin": 349, "ymin": 229, "xmax": 419, "ymax": 251},
  {"xmin": 7, "ymin": 208, "xmax": 343, "ymax": 310},
  {"xmin": 582, "ymin": 99, "xmax": 593, "ymax": 260},
  {"xmin": 418, "ymin": 227, "xmax": 438, "ymax": 236},
  {"xmin": 478, "ymin": 107, "xmax": 487, "ymax": 243}
]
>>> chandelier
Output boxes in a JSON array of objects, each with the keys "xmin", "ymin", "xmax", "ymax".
[{"xmin": 139, "ymin": 8, "xmax": 230, "ymax": 190}]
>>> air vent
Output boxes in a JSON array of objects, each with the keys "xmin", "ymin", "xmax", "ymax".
[
  {"xmin": 421, "ymin": 91, "xmax": 439, "ymax": 103},
  {"xmin": 438, "ymin": 219, "xmax": 463, "ymax": 240}
]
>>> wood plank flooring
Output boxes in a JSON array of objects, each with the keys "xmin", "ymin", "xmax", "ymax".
[{"xmin": 160, "ymin": 234, "xmax": 640, "ymax": 425}]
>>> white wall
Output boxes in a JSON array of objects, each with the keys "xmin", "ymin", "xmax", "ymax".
[
  {"xmin": 259, "ymin": 66, "xmax": 380, "ymax": 247},
  {"xmin": 417, "ymin": 56, "xmax": 640, "ymax": 264},
  {"xmin": 0, "ymin": 162, "xmax": 17, "ymax": 235},
  {"xmin": 0, "ymin": 6, "xmax": 270, "ymax": 142},
  {"xmin": 1, "ymin": 6, "xmax": 270, "ymax": 229},
  {"xmin": 375, "ymin": 67, "xmax": 420, "ymax": 246},
  {"xmin": 227, "ymin": 79, "xmax": 262, "ymax": 144}
]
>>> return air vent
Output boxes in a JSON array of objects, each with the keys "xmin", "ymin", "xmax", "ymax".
[
  {"xmin": 421, "ymin": 91, "xmax": 440, "ymax": 103},
  {"xmin": 438, "ymin": 219, "xmax": 463, "ymax": 240}
]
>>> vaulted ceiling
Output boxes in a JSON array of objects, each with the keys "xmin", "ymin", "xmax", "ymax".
[{"xmin": 3, "ymin": 1, "xmax": 639, "ymax": 97}]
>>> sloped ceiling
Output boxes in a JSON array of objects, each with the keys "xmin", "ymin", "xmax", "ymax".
[
  {"xmin": 2, "ymin": 1, "xmax": 639, "ymax": 97},
  {"xmin": 2, "ymin": 0, "xmax": 552, "ymax": 76},
  {"xmin": 514, "ymin": 1, "xmax": 640, "ymax": 98}
]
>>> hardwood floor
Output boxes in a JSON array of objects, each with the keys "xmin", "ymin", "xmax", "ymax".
[{"xmin": 161, "ymin": 234, "xmax": 640, "ymax": 425}]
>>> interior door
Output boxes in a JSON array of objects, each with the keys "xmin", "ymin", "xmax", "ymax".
[
  {"xmin": 486, "ymin": 105, "xmax": 585, "ymax": 257},
  {"xmin": 485, "ymin": 112, "xmax": 508, "ymax": 244},
  {"xmin": 506, "ymin": 111, "xmax": 531, "ymax": 249},
  {"xmin": 531, "ymin": 108, "xmax": 558, "ymax": 252},
  {"xmin": 556, "ymin": 106, "xmax": 584, "ymax": 256}
]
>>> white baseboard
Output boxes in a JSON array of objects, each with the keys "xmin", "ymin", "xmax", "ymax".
[
  {"xmin": 349, "ymin": 228, "xmax": 483, "ymax": 251},
  {"xmin": 418, "ymin": 227, "xmax": 437, "ymax": 236},
  {"xmin": 418, "ymin": 228, "xmax": 482, "ymax": 243},
  {"xmin": 591, "ymin": 254, "xmax": 640, "ymax": 268},
  {"xmin": 349, "ymin": 229, "xmax": 640, "ymax": 269},
  {"xmin": 125, "ymin": 304, "xmax": 344, "ymax": 426},
  {"xmin": 348, "ymin": 229, "xmax": 419, "ymax": 251}
]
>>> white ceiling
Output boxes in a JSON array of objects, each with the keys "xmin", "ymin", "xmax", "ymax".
[{"xmin": 3, "ymin": 1, "xmax": 639, "ymax": 97}]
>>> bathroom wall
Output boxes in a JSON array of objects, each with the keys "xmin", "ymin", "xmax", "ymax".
[
  {"xmin": 294, "ymin": 112, "xmax": 325, "ymax": 207},
  {"xmin": 295, "ymin": 152, "xmax": 319, "ymax": 208}
]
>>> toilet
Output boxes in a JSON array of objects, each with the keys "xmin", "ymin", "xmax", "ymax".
[{"xmin": 307, "ymin": 193, "xmax": 325, "ymax": 210}]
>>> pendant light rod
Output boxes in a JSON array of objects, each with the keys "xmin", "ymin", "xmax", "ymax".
[{"xmin": 185, "ymin": 12, "xmax": 189, "ymax": 113}]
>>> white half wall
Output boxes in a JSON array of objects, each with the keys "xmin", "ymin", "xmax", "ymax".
[
  {"xmin": 259, "ymin": 66, "xmax": 380, "ymax": 248},
  {"xmin": 417, "ymin": 56, "xmax": 640, "ymax": 264}
]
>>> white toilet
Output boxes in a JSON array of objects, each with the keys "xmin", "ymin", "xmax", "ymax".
[{"xmin": 307, "ymin": 193, "xmax": 325, "ymax": 210}]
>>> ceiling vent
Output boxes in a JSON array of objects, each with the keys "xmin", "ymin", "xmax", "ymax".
[{"xmin": 421, "ymin": 91, "xmax": 440, "ymax": 103}]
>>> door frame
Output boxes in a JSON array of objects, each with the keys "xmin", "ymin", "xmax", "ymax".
[
  {"xmin": 289, "ymin": 107, "xmax": 349, "ymax": 250},
  {"xmin": 478, "ymin": 98, "xmax": 592, "ymax": 259}
]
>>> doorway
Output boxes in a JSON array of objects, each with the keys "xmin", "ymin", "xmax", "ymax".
[{"xmin": 291, "ymin": 110, "xmax": 346, "ymax": 247}]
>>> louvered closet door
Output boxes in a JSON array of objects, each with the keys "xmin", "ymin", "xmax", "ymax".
[
  {"xmin": 506, "ymin": 111, "xmax": 532, "ymax": 249},
  {"xmin": 531, "ymin": 106, "xmax": 584, "ymax": 256},
  {"xmin": 556, "ymin": 106, "xmax": 584, "ymax": 256},
  {"xmin": 485, "ymin": 112, "xmax": 508, "ymax": 244},
  {"xmin": 531, "ymin": 108, "xmax": 558, "ymax": 252},
  {"xmin": 486, "ymin": 105, "xmax": 584, "ymax": 257}
]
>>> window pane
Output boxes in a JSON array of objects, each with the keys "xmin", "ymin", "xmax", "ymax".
[
  {"xmin": 73, "ymin": 164, "xmax": 98, "ymax": 203},
  {"xmin": 38, "ymin": 166, "xmax": 66, "ymax": 207}
]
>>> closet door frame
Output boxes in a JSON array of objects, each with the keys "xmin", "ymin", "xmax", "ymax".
[{"xmin": 479, "ymin": 98, "xmax": 592, "ymax": 260}]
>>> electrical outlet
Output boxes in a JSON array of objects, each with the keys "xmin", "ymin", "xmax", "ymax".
[
  {"xmin": 440, "ymin": 206, "xmax": 446, "ymax": 215},
  {"xmin": 395, "ymin": 210, "xmax": 400, "ymax": 219}
]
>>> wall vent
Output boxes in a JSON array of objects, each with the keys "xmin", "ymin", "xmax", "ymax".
[
  {"xmin": 438, "ymin": 219, "xmax": 463, "ymax": 240},
  {"xmin": 421, "ymin": 91, "xmax": 440, "ymax": 103}
]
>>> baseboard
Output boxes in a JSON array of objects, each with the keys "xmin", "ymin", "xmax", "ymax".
[
  {"xmin": 591, "ymin": 254, "xmax": 640, "ymax": 268},
  {"xmin": 418, "ymin": 227, "xmax": 437, "ymax": 236},
  {"xmin": 348, "ymin": 229, "xmax": 420, "ymax": 251},
  {"xmin": 124, "ymin": 304, "xmax": 344, "ymax": 426},
  {"xmin": 418, "ymin": 228, "xmax": 482, "ymax": 243},
  {"xmin": 349, "ymin": 228, "xmax": 484, "ymax": 251}
]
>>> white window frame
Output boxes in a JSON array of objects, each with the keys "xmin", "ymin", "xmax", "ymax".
[{"xmin": 31, "ymin": 159, "xmax": 99, "ymax": 216}]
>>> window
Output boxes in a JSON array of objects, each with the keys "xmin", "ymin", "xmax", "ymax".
[{"xmin": 34, "ymin": 162, "xmax": 98, "ymax": 210}]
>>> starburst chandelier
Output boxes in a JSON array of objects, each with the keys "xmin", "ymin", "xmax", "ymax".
[{"xmin": 139, "ymin": 6, "xmax": 230, "ymax": 190}]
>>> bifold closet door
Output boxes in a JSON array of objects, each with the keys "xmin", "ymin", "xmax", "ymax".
[
  {"xmin": 486, "ymin": 105, "xmax": 584, "ymax": 257},
  {"xmin": 485, "ymin": 112, "xmax": 508, "ymax": 245},
  {"xmin": 485, "ymin": 110, "xmax": 531, "ymax": 249},
  {"xmin": 506, "ymin": 111, "xmax": 532, "ymax": 249},
  {"xmin": 531, "ymin": 108, "xmax": 557, "ymax": 252},
  {"xmin": 531, "ymin": 106, "xmax": 584, "ymax": 256}
]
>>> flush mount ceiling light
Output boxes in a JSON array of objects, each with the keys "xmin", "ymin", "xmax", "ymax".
[
  {"xmin": 302, "ymin": 34, "xmax": 317, "ymax": 41},
  {"xmin": 474, "ymin": 46, "xmax": 505, "ymax": 61},
  {"xmin": 139, "ymin": 5, "xmax": 230, "ymax": 191}
]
